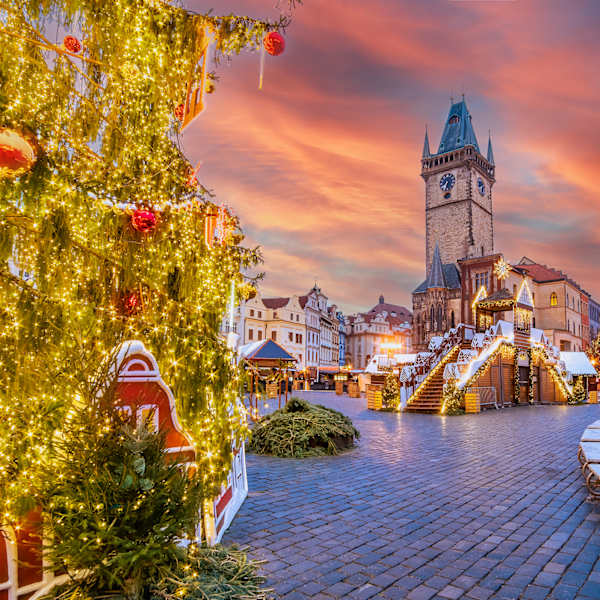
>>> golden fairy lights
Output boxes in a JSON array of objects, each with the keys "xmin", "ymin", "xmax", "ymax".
[{"xmin": 0, "ymin": 0, "xmax": 281, "ymax": 524}]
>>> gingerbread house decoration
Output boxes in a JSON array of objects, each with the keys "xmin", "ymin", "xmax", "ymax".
[{"xmin": 114, "ymin": 341, "xmax": 195, "ymax": 462}]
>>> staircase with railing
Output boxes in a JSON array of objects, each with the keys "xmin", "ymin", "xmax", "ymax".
[{"xmin": 402, "ymin": 324, "xmax": 474, "ymax": 413}]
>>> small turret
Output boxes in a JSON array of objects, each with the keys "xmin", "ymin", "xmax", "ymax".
[
  {"xmin": 422, "ymin": 127, "xmax": 430, "ymax": 159},
  {"xmin": 487, "ymin": 131, "xmax": 495, "ymax": 165},
  {"xmin": 427, "ymin": 244, "xmax": 447, "ymax": 289}
]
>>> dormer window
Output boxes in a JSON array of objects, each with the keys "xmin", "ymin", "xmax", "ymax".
[{"xmin": 449, "ymin": 115, "xmax": 460, "ymax": 124}]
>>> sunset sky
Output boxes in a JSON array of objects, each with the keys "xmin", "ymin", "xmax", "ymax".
[{"xmin": 185, "ymin": 0, "xmax": 600, "ymax": 314}]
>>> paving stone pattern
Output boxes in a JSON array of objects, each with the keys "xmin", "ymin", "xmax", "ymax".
[{"xmin": 223, "ymin": 392, "xmax": 600, "ymax": 599}]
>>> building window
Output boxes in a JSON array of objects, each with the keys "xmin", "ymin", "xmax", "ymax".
[
  {"xmin": 475, "ymin": 272, "xmax": 489, "ymax": 290},
  {"xmin": 550, "ymin": 292, "xmax": 558, "ymax": 306},
  {"xmin": 271, "ymin": 331, "xmax": 277, "ymax": 341},
  {"xmin": 288, "ymin": 332, "xmax": 293, "ymax": 342},
  {"xmin": 248, "ymin": 329, "xmax": 254, "ymax": 340},
  {"xmin": 258, "ymin": 311, "xmax": 262, "ymax": 318},
  {"xmin": 250, "ymin": 309, "xmax": 255, "ymax": 317},
  {"xmin": 274, "ymin": 311, "xmax": 278, "ymax": 318},
  {"xmin": 257, "ymin": 330, "xmax": 263, "ymax": 340}
]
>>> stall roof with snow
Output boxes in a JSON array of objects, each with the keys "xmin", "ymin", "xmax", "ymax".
[
  {"xmin": 239, "ymin": 339, "xmax": 297, "ymax": 367},
  {"xmin": 559, "ymin": 352, "xmax": 597, "ymax": 377}
]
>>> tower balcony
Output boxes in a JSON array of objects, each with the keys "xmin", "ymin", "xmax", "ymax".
[{"xmin": 421, "ymin": 146, "xmax": 495, "ymax": 181}]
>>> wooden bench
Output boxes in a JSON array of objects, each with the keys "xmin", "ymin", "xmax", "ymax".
[{"xmin": 578, "ymin": 426, "xmax": 600, "ymax": 499}]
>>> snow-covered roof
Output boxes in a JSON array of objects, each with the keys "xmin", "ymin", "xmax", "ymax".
[
  {"xmin": 238, "ymin": 340, "xmax": 264, "ymax": 359},
  {"xmin": 559, "ymin": 352, "xmax": 598, "ymax": 376},
  {"xmin": 393, "ymin": 353, "xmax": 418, "ymax": 364}
]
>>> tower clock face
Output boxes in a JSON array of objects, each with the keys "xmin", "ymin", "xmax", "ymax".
[
  {"xmin": 439, "ymin": 173, "xmax": 455, "ymax": 191},
  {"xmin": 477, "ymin": 177, "xmax": 486, "ymax": 196}
]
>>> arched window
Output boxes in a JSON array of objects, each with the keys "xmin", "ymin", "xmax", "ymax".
[
  {"xmin": 550, "ymin": 292, "xmax": 558, "ymax": 307},
  {"xmin": 437, "ymin": 304, "xmax": 443, "ymax": 331},
  {"xmin": 430, "ymin": 306, "xmax": 435, "ymax": 328},
  {"xmin": 451, "ymin": 311, "xmax": 455, "ymax": 328}
]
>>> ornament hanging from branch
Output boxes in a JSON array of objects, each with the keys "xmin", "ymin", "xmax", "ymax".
[
  {"xmin": 118, "ymin": 289, "xmax": 144, "ymax": 317},
  {"xmin": 63, "ymin": 35, "xmax": 82, "ymax": 54},
  {"xmin": 259, "ymin": 32, "xmax": 285, "ymax": 90},
  {"xmin": 131, "ymin": 209, "xmax": 157, "ymax": 234},
  {"xmin": 214, "ymin": 205, "xmax": 234, "ymax": 246},
  {"xmin": 178, "ymin": 26, "xmax": 211, "ymax": 131},
  {"xmin": 204, "ymin": 208, "xmax": 219, "ymax": 248},
  {"xmin": 263, "ymin": 32, "xmax": 286, "ymax": 56},
  {"xmin": 187, "ymin": 161, "xmax": 202, "ymax": 188},
  {"xmin": 0, "ymin": 128, "xmax": 37, "ymax": 179}
]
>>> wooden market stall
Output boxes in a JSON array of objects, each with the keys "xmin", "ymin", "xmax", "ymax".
[{"xmin": 239, "ymin": 339, "xmax": 297, "ymax": 418}]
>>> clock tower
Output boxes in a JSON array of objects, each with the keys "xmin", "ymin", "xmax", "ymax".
[{"xmin": 421, "ymin": 98, "xmax": 495, "ymax": 275}]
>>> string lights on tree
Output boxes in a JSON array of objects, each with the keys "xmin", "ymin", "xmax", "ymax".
[{"xmin": 0, "ymin": 0, "xmax": 289, "ymax": 529}]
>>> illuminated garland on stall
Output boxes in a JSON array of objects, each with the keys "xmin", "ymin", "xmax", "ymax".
[
  {"xmin": 513, "ymin": 348, "xmax": 521, "ymax": 404},
  {"xmin": 527, "ymin": 348, "xmax": 535, "ymax": 404},
  {"xmin": 531, "ymin": 346, "xmax": 571, "ymax": 402},
  {"xmin": 0, "ymin": 0, "xmax": 284, "ymax": 525}
]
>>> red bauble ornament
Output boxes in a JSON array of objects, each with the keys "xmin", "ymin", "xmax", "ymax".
[
  {"xmin": 0, "ymin": 129, "xmax": 36, "ymax": 178},
  {"xmin": 174, "ymin": 104, "xmax": 185, "ymax": 121},
  {"xmin": 120, "ymin": 291, "xmax": 142, "ymax": 316},
  {"xmin": 263, "ymin": 32, "xmax": 285, "ymax": 56},
  {"xmin": 131, "ymin": 209, "xmax": 157, "ymax": 233},
  {"xmin": 63, "ymin": 35, "xmax": 82, "ymax": 54}
]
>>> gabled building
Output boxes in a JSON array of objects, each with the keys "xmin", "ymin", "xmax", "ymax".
[
  {"xmin": 346, "ymin": 295, "xmax": 412, "ymax": 370},
  {"xmin": 505, "ymin": 258, "xmax": 590, "ymax": 352}
]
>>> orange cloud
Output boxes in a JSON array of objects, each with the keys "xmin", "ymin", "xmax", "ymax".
[{"xmin": 183, "ymin": 0, "xmax": 600, "ymax": 311}]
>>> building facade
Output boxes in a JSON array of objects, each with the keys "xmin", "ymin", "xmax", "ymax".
[
  {"xmin": 298, "ymin": 285, "xmax": 341, "ymax": 374},
  {"xmin": 590, "ymin": 298, "xmax": 600, "ymax": 343},
  {"xmin": 228, "ymin": 292, "xmax": 307, "ymax": 369},
  {"xmin": 506, "ymin": 259, "xmax": 589, "ymax": 352},
  {"xmin": 337, "ymin": 311, "xmax": 347, "ymax": 367},
  {"xmin": 346, "ymin": 296, "xmax": 412, "ymax": 370}
]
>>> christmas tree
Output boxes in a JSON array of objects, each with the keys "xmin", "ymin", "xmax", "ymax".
[
  {"xmin": 570, "ymin": 376, "xmax": 586, "ymax": 405},
  {"xmin": 382, "ymin": 371, "xmax": 401, "ymax": 410},
  {"xmin": 0, "ymin": 0, "xmax": 289, "ymax": 528}
]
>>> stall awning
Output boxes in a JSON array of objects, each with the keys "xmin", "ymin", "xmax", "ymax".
[
  {"xmin": 239, "ymin": 339, "xmax": 297, "ymax": 362},
  {"xmin": 559, "ymin": 352, "xmax": 598, "ymax": 376}
]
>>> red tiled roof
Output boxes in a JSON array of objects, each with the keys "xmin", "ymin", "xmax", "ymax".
[
  {"xmin": 513, "ymin": 261, "xmax": 590, "ymax": 296},
  {"xmin": 514, "ymin": 263, "xmax": 564, "ymax": 283},
  {"xmin": 298, "ymin": 295, "xmax": 308, "ymax": 309},
  {"xmin": 262, "ymin": 297, "xmax": 289, "ymax": 309},
  {"xmin": 367, "ymin": 302, "xmax": 412, "ymax": 322}
]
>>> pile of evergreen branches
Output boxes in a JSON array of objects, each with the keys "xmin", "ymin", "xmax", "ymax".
[{"xmin": 249, "ymin": 397, "xmax": 360, "ymax": 458}]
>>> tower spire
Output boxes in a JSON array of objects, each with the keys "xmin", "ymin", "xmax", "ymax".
[
  {"xmin": 427, "ymin": 243, "xmax": 446, "ymax": 289},
  {"xmin": 422, "ymin": 126, "xmax": 431, "ymax": 158},
  {"xmin": 487, "ymin": 130, "xmax": 495, "ymax": 165}
]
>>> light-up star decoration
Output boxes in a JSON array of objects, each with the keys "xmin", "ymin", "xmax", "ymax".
[{"xmin": 494, "ymin": 257, "xmax": 510, "ymax": 281}]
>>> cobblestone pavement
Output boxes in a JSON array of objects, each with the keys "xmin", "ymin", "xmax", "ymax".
[{"xmin": 222, "ymin": 392, "xmax": 600, "ymax": 600}]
